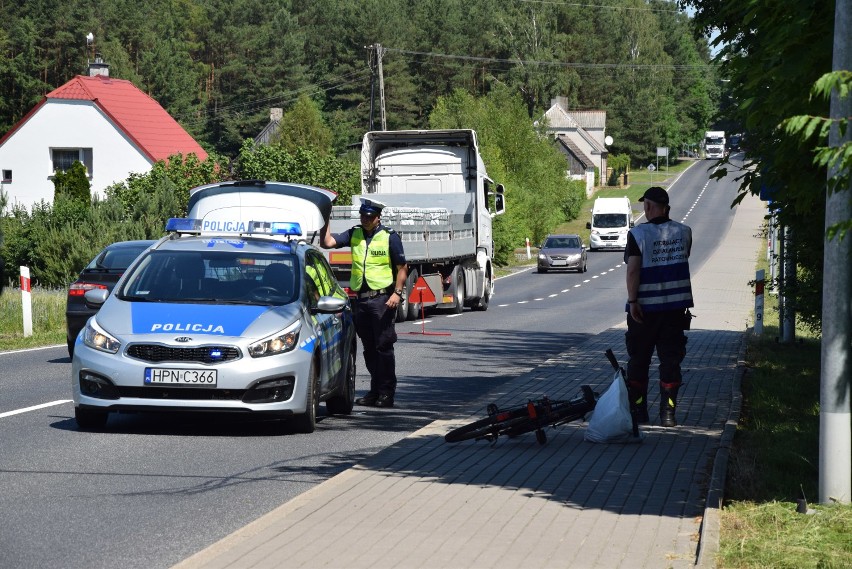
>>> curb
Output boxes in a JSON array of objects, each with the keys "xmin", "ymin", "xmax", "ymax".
[{"xmin": 695, "ymin": 327, "xmax": 748, "ymax": 567}]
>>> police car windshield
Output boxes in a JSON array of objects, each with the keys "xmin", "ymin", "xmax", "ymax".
[{"xmin": 116, "ymin": 250, "xmax": 299, "ymax": 306}]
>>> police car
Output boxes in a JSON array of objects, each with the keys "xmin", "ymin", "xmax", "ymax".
[{"xmin": 70, "ymin": 182, "xmax": 356, "ymax": 433}]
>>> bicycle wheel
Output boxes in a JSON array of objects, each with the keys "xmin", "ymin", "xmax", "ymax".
[
  {"xmin": 501, "ymin": 417, "xmax": 542, "ymax": 438},
  {"xmin": 444, "ymin": 407, "xmax": 530, "ymax": 443}
]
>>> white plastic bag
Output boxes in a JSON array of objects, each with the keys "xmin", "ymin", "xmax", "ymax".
[{"xmin": 585, "ymin": 369, "xmax": 644, "ymax": 443}]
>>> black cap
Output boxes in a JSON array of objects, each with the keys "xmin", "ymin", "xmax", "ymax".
[
  {"xmin": 639, "ymin": 186, "xmax": 669, "ymax": 205},
  {"xmin": 359, "ymin": 198, "xmax": 387, "ymax": 216}
]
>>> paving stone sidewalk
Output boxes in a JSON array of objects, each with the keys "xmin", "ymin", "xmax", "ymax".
[{"xmin": 174, "ymin": 194, "xmax": 765, "ymax": 569}]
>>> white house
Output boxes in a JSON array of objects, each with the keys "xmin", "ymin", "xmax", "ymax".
[
  {"xmin": 541, "ymin": 98, "xmax": 609, "ymax": 197},
  {"xmin": 0, "ymin": 65, "xmax": 207, "ymax": 209}
]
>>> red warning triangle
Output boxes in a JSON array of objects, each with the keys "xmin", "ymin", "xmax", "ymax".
[{"xmin": 409, "ymin": 276, "xmax": 436, "ymax": 303}]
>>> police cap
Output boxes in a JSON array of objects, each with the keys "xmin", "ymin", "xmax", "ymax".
[{"xmin": 359, "ymin": 198, "xmax": 387, "ymax": 216}]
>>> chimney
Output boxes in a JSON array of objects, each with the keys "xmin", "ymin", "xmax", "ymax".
[
  {"xmin": 88, "ymin": 54, "xmax": 110, "ymax": 77},
  {"xmin": 550, "ymin": 96, "xmax": 569, "ymax": 110},
  {"xmin": 270, "ymin": 108, "xmax": 283, "ymax": 122}
]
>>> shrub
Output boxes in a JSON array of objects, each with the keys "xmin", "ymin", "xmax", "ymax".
[{"xmin": 53, "ymin": 161, "xmax": 91, "ymax": 203}]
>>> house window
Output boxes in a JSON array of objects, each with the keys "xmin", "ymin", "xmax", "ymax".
[
  {"xmin": 1, "ymin": 170, "xmax": 10, "ymax": 183},
  {"xmin": 51, "ymin": 148, "xmax": 93, "ymax": 176}
]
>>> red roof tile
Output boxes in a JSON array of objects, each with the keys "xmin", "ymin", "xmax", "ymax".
[{"xmin": 46, "ymin": 75, "xmax": 207, "ymax": 162}]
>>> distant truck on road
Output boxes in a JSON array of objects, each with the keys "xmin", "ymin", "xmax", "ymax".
[
  {"xmin": 704, "ymin": 130, "xmax": 726, "ymax": 159},
  {"xmin": 325, "ymin": 129, "xmax": 506, "ymax": 321}
]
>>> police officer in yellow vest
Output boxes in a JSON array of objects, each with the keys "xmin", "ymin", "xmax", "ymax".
[{"xmin": 320, "ymin": 198, "xmax": 408, "ymax": 408}]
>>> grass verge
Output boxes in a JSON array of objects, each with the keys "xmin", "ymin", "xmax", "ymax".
[
  {"xmin": 716, "ymin": 267, "xmax": 851, "ymax": 567},
  {"xmin": 0, "ymin": 288, "xmax": 66, "ymax": 351}
]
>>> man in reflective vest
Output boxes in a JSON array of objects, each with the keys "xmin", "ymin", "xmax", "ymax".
[
  {"xmin": 321, "ymin": 198, "xmax": 408, "ymax": 408},
  {"xmin": 624, "ymin": 186, "xmax": 693, "ymax": 427}
]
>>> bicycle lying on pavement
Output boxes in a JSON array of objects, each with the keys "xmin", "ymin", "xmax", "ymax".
[{"xmin": 444, "ymin": 349, "xmax": 632, "ymax": 446}]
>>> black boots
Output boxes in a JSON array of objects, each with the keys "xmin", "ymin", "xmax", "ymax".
[
  {"xmin": 660, "ymin": 383, "xmax": 681, "ymax": 427},
  {"xmin": 627, "ymin": 384, "xmax": 650, "ymax": 424}
]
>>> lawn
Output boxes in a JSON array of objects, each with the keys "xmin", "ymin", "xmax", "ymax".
[{"xmin": 551, "ymin": 157, "xmax": 700, "ymax": 243}]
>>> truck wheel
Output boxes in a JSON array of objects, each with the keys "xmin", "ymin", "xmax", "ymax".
[
  {"xmin": 405, "ymin": 269, "xmax": 421, "ymax": 321},
  {"xmin": 395, "ymin": 291, "xmax": 408, "ymax": 322},
  {"xmin": 451, "ymin": 266, "xmax": 465, "ymax": 314},
  {"xmin": 470, "ymin": 272, "xmax": 491, "ymax": 312}
]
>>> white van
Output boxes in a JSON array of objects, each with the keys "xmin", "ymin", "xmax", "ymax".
[{"xmin": 587, "ymin": 196, "xmax": 633, "ymax": 251}]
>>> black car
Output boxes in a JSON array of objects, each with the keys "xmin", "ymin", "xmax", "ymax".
[{"xmin": 66, "ymin": 240, "xmax": 155, "ymax": 356}]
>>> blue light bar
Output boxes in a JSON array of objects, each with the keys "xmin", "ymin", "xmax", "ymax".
[
  {"xmin": 246, "ymin": 221, "xmax": 302, "ymax": 236},
  {"xmin": 166, "ymin": 218, "xmax": 203, "ymax": 232},
  {"xmin": 270, "ymin": 222, "xmax": 302, "ymax": 236}
]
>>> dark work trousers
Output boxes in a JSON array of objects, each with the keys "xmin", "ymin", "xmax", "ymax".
[
  {"xmin": 353, "ymin": 294, "xmax": 398, "ymax": 397},
  {"xmin": 625, "ymin": 308, "xmax": 688, "ymax": 394}
]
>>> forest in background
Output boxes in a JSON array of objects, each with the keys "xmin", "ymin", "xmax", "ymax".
[
  {"xmin": 0, "ymin": 0, "xmax": 721, "ymax": 290},
  {"xmin": 1, "ymin": 0, "xmax": 717, "ymax": 162}
]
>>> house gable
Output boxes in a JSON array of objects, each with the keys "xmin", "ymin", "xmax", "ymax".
[
  {"xmin": 542, "ymin": 99, "xmax": 609, "ymax": 196},
  {"xmin": 0, "ymin": 75, "xmax": 206, "ymax": 208},
  {"xmin": 46, "ymin": 76, "xmax": 207, "ymax": 162}
]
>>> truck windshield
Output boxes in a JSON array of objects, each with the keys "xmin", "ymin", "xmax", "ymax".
[
  {"xmin": 706, "ymin": 137, "xmax": 724, "ymax": 144},
  {"xmin": 117, "ymin": 250, "xmax": 299, "ymax": 305},
  {"xmin": 593, "ymin": 214, "xmax": 628, "ymax": 228}
]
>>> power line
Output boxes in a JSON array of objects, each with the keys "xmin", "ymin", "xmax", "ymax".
[
  {"xmin": 516, "ymin": 0, "xmax": 681, "ymax": 13},
  {"xmin": 384, "ymin": 47, "xmax": 714, "ymax": 72},
  {"xmin": 175, "ymin": 69, "xmax": 371, "ymax": 126}
]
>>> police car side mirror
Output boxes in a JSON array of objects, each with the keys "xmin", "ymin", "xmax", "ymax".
[
  {"xmin": 313, "ymin": 295, "xmax": 348, "ymax": 314},
  {"xmin": 84, "ymin": 288, "xmax": 109, "ymax": 308},
  {"xmin": 586, "ymin": 222, "xmax": 591, "ymax": 229}
]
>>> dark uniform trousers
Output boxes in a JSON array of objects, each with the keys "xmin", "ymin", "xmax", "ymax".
[
  {"xmin": 625, "ymin": 308, "xmax": 688, "ymax": 394},
  {"xmin": 353, "ymin": 294, "xmax": 398, "ymax": 397}
]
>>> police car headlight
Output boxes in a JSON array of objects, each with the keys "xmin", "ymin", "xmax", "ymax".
[
  {"xmin": 83, "ymin": 320, "xmax": 121, "ymax": 354},
  {"xmin": 249, "ymin": 320, "xmax": 301, "ymax": 358},
  {"xmin": 537, "ymin": 253, "xmax": 547, "ymax": 260}
]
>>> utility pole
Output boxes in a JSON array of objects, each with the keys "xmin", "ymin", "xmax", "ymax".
[
  {"xmin": 368, "ymin": 45, "xmax": 376, "ymax": 131},
  {"xmin": 366, "ymin": 44, "xmax": 387, "ymax": 131},
  {"xmin": 782, "ymin": 226, "xmax": 795, "ymax": 342},
  {"xmin": 376, "ymin": 43, "xmax": 387, "ymax": 130},
  {"xmin": 819, "ymin": 0, "xmax": 851, "ymax": 505}
]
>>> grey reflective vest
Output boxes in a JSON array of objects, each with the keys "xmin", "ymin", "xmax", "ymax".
[{"xmin": 630, "ymin": 221, "xmax": 694, "ymax": 312}]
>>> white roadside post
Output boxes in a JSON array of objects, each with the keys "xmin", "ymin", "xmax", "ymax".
[
  {"xmin": 754, "ymin": 269, "xmax": 764, "ymax": 335},
  {"xmin": 20, "ymin": 266, "xmax": 33, "ymax": 337},
  {"xmin": 526, "ymin": 237, "xmax": 531, "ymax": 260}
]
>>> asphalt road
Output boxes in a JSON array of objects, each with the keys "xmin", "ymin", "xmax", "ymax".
[{"xmin": 0, "ymin": 159, "xmax": 743, "ymax": 568}]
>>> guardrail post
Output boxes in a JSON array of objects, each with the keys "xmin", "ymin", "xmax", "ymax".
[
  {"xmin": 20, "ymin": 266, "xmax": 33, "ymax": 337},
  {"xmin": 754, "ymin": 269, "xmax": 764, "ymax": 335}
]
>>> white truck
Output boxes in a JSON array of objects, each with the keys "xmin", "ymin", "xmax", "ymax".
[
  {"xmin": 325, "ymin": 129, "xmax": 506, "ymax": 321},
  {"xmin": 704, "ymin": 130, "xmax": 726, "ymax": 159},
  {"xmin": 586, "ymin": 196, "xmax": 633, "ymax": 251}
]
